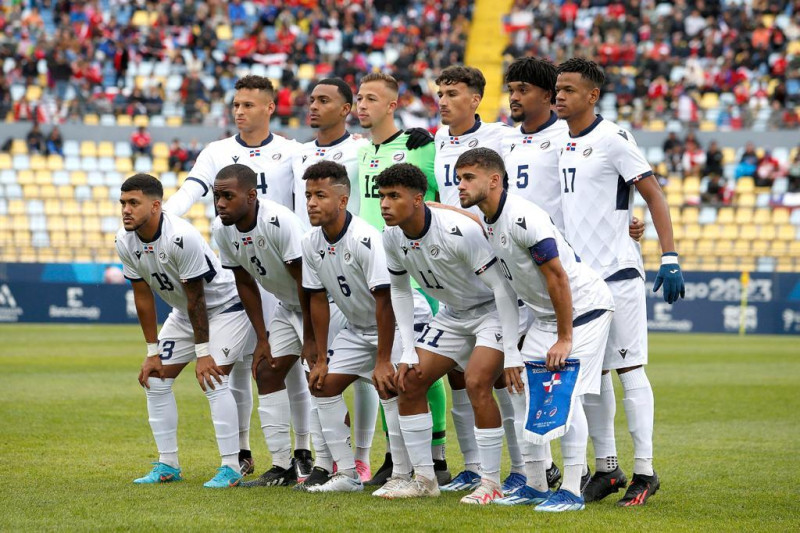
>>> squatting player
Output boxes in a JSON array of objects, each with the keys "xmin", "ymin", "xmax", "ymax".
[
  {"xmin": 377, "ymin": 164, "xmax": 521, "ymax": 504},
  {"xmin": 117, "ymin": 174, "xmax": 255, "ymax": 488},
  {"xmin": 555, "ymin": 58, "xmax": 685, "ymax": 506}
]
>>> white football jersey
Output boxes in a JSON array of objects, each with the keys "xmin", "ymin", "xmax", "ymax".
[
  {"xmin": 301, "ymin": 213, "xmax": 389, "ymax": 331},
  {"xmin": 483, "ymin": 192, "xmax": 613, "ymax": 324},
  {"xmin": 292, "ymin": 133, "xmax": 369, "ymax": 226},
  {"xmin": 116, "ymin": 211, "xmax": 237, "ymax": 315},
  {"xmin": 383, "ymin": 207, "xmax": 497, "ymax": 311},
  {"xmin": 501, "ymin": 113, "xmax": 569, "ymax": 233},
  {"xmin": 559, "ymin": 116, "xmax": 650, "ymax": 280},
  {"xmin": 434, "ymin": 117, "xmax": 509, "ymax": 213},
  {"xmin": 182, "ymin": 133, "xmax": 301, "ymax": 210},
  {"xmin": 213, "ymin": 199, "xmax": 305, "ymax": 308}
]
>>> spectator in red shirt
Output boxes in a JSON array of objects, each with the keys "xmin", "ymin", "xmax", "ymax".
[{"xmin": 130, "ymin": 126, "xmax": 152, "ymax": 157}]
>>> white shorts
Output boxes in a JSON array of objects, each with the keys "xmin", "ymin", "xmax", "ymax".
[
  {"xmin": 416, "ymin": 301, "xmax": 504, "ymax": 371},
  {"xmin": 327, "ymin": 325, "xmax": 402, "ymax": 381},
  {"xmin": 267, "ymin": 299, "xmax": 345, "ymax": 370},
  {"xmin": 521, "ymin": 309, "xmax": 613, "ymax": 395},
  {"xmin": 157, "ymin": 302, "xmax": 256, "ymax": 366},
  {"xmin": 412, "ymin": 290, "xmax": 433, "ymax": 327},
  {"xmin": 604, "ymin": 277, "xmax": 648, "ymax": 370}
]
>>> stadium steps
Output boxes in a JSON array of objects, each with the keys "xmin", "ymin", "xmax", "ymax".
[{"xmin": 465, "ymin": 0, "xmax": 513, "ymax": 122}]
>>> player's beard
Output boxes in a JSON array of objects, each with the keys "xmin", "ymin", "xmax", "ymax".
[
  {"xmin": 459, "ymin": 190, "xmax": 486, "ymax": 209},
  {"xmin": 510, "ymin": 108, "xmax": 525, "ymax": 123}
]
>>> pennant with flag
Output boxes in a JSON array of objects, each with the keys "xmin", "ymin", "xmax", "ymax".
[{"xmin": 523, "ymin": 359, "xmax": 580, "ymax": 444}]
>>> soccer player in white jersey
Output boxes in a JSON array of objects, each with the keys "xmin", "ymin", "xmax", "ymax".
[
  {"xmin": 455, "ymin": 147, "xmax": 615, "ymax": 512},
  {"xmin": 555, "ymin": 58, "xmax": 685, "ymax": 506},
  {"xmin": 211, "ymin": 163, "xmax": 342, "ymax": 489},
  {"xmin": 376, "ymin": 163, "xmax": 521, "ymax": 504},
  {"xmin": 292, "ymin": 78, "xmax": 369, "ymax": 224},
  {"xmin": 300, "ymin": 161, "xmax": 405, "ymax": 493},
  {"xmin": 164, "ymin": 75, "xmax": 306, "ymax": 477},
  {"xmin": 433, "ymin": 65, "xmax": 527, "ymax": 495},
  {"xmin": 116, "ymin": 174, "xmax": 256, "ymax": 488}
]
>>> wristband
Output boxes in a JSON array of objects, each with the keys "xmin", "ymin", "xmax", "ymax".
[
  {"xmin": 146, "ymin": 343, "xmax": 159, "ymax": 357},
  {"xmin": 661, "ymin": 252, "xmax": 679, "ymax": 265},
  {"xmin": 195, "ymin": 342, "xmax": 210, "ymax": 358}
]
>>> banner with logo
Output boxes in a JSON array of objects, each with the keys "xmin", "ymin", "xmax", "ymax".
[
  {"xmin": 0, "ymin": 282, "xmax": 170, "ymax": 324},
  {"xmin": 523, "ymin": 359, "xmax": 580, "ymax": 445}
]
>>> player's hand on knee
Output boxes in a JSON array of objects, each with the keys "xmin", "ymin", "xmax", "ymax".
[
  {"xmin": 373, "ymin": 361, "xmax": 397, "ymax": 398},
  {"xmin": 504, "ymin": 366, "xmax": 524, "ymax": 394},
  {"xmin": 308, "ymin": 362, "xmax": 328, "ymax": 391},
  {"xmin": 545, "ymin": 339, "xmax": 572, "ymax": 371},
  {"xmin": 139, "ymin": 356, "xmax": 165, "ymax": 388},
  {"xmin": 251, "ymin": 339, "xmax": 271, "ymax": 380},
  {"xmin": 196, "ymin": 356, "xmax": 223, "ymax": 391},
  {"xmin": 628, "ymin": 216, "xmax": 645, "ymax": 241},
  {"xmin": 301, "ymin": 341, "xmax": 318, "ymax": 371}
]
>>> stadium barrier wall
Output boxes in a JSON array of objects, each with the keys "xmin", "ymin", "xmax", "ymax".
[{"xmin": 1, "ymin": 265, "xmax": 799, "ymax": 333}]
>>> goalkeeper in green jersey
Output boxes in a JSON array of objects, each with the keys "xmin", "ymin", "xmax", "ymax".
[{"xmin": 355, "ymin": 72, "xmax": 452, "ymax": 487}]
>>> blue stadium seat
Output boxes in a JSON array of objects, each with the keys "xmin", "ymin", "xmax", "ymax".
[
  {"xmin": 13, "ymin": 154, "xmax": 30, "ymax": 170},
  {"xmin": 115, "ymin": 142, "xmax": 132, "ymax": 158},
  {"xmin": 63, "ymin": 141, "xmax": 80, "ymax": 157}
]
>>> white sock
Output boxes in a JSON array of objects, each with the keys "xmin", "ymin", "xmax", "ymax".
[
  {"xmin": 451, "ymin": 388, "xmax": 480, "ymax": 472},
  {"xmin": 285, "ymin": 357, "xmax": 311, "ymax": 451},
  {"xmin": 203, "ymin": 375, "xmax": 240, "ymax": 458},
  {"xmin": 353, "ymin": 379, "xmax": 378, "ymax": 466},
  {"xmin": 584, "ymin": 372, "xmax": 617, "ymax": 471},
  {"xmin": 228, "ymin": 354, "xmax": 253, "ymax": 451},
  {"xmin": 560, "ymin": 398, "xmax": 588, "ymax": 496},
  {"xmin": 496, "ymin": 388, "xmax": 524, "ymax": 474},
  {"xmin": 309, "ymin": 397, "xmax": 333, "ymax": 472},
  {"xmin": 474, "ymin": 426, "xmax": 504, "ymax": 485},
  {"xmin": 381, "ymin": 397, "xmax": 412, "ymax": 477},
  {"xmin": 620, "ymin": 367, "xmax": 655, "ymax": 476},
  {"xmin": 221, "ymin": 453, "xmax": 239, "ymax": 470},
  {"xmin": 316, "ymin": 395, "xmax": 355, "ymax": 472},
  {"xmin": 145, "ymin": 377, "xmax": 179, "ymax": 468},
  {"xmin": 524, "ymin": 443, "xmax": 548, "ymax": 492},
  {"xmin": 258, "ymin": 390, "xmax": 292, "ymax": 470},
  {"xmin": 545, "ymin": 441, "xmax": 554, "ymax": 468},
  {"xmin": 399, "ymin": 412, "xmax": 434, "ymax": 481}
]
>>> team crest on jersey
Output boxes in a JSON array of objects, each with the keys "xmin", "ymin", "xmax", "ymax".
[
  {"xmin": 250, "ymin": 149, "xmax": 260, "ymax": 158},
  {"xmin": 269, "ymin": 215, "xmax": 280, "ymax": 227},
  {"xmin": 370, "ymin": 159, "xmax": 379, "ymax": 168},
  {"xmin": 343, "ymin": 249, "xmax": 353, "ymax": 264},
  {"xmin": 565, "ymin": 142, "xmax": 577, "ymax": 152},
  {"xmin": 468, "ymin": 138, "xmax": 479, "ymax": 148},
  {"xmin": 392, "ymin": 152, "xmax": 405, "ymax": 162},
  {"xmin": 448, "ymin": 226, "xmax": 462, "ymax": 237},
  {"xmin": 326, "ymin": 244, "xmax": 336, "ymax": 255},
  {"xmin": 500, "ymin": 233, "xmax": 508, "ymax": 247},
  {"xmin": 232, "ymin": 156, "xmax": 239, "ymax": 163},
  {"xmin": 143, "ymin": 244, "xmax": 155, "ymax": 254},
  {"xmin": 523, "ymin": 136, "xmax": 533, "ymax": 145},
  {"xmin": 449, "ymin": 137, "xmax": 460, "ymax": 145},
  {"xmin": 332, "ymin": 151, "xmax": 343, "ymax": 161},
  {"xmin": 540, "ymin": 140, "xmax": 550, "ymax": 150},
  {"xmin": 360, "ymin": 236, "xmax": 371, "ymax": 249},
  {"xmin": 257, "ymin": 236, "xmax": 266, "ymax": 248},
  {"xmin": 316, "ymin": 148, "xmax": 326, "ymax": 157},
  {"xmin": 515, "ymin": 217, "xmax": 527, "ymax": 230},
  {"xmin": 583, "ymin": 147, "xmax": 593, "ymax": 157},
  {"xmin": 272, "ymin": 153, "xmax": 281, "ymax": 160},
  {"xmin": 429, "ymin": 245, "xmax": 441, "ymax": 258},
  {"xmin": 242, "ymin": 236, "xmax": 254, "ymax": 246},
  {"xmin": 158, "ymin": 250, "xmax": 168, "ymax": 263}
]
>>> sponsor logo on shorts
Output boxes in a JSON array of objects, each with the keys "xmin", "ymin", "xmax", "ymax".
[
  {"xmin": 222, "ymin": 348, "xmax": 230, "ymax": 357},
  {"xmin": 618, "ymin": 349, "xmax": 628, "ymax": 358}
]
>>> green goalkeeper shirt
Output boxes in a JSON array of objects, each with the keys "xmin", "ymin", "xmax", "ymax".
[{"xmin": 357, "ymin": 131, "xmax": 437, "ymax": 230}]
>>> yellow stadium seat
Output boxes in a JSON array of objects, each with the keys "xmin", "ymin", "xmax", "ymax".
[
  {"xmin": 733, "ymin": 239, "xmax": 751, "ymax": 255},
  {"xmin": 700, "ymin": 92, "xmax": 719, "ymax": 109},
  {"xmin": 751, "ymin": 240, "xmax": 769, "ymax": 255},
  {"xmin": 117, "ymin": 115, "xmax": 132, "ymax": 126},
  {"xmin": 678, "ymin": 239, "xmax": 696, "ymax": 255},
  {"xmin": 770, "ymin": 241, "xmax": 787, "ymax": 256},
  {"xmin": 133, "ymin": 115, "xmax": 149, "ymax": 128},
  {"xmin": 0, "ymin": 153, "xmax": 11, "ymax": 169},
  {"xmin": 298, "ymin": 64, "xmax": 315, "ymax": 80},
  {"xmin": 70, "ymin": 171, "xmax": 87, "ymax": 185},
  {"xmin": 772, "ymin": 208, "xmax": 790, "ymax": 225},
  {"xmin": 83, "ymin": 114, "xmax": 99, "ymax": 126},
  {"xmin": 735, "ymin": 207, "xmax": 753, "ymax": 224},
  {"xmin": 37, "ymin": 249, "xmax": 57, "ymax": 262},
  {"xmin": 696, "ymin": 239, "xmax": 714, "ymax": 255},
  {"xmin": 57, "ymin": 185, "xmax": 74, "ymax": 199},
  {"xmin": 716, "ymin": 240, "xmax": 734, "ymax": 255},
  {"xmin": 759, "ymin": 225, "xmax": 776, "ymax": 241},
  {"xmin": 701, "ymin": 225, "xmax": 721, "ymax": 240},
  {"xmin": 131, "ymin": 10, "xmax": 149, "ymax": 26},
  {"xmin": 25, "ymin": 85, "xmax": 42, "ymax": 102},
  {"xmin": 22, "ymin": 184, "xmax": 39, "ymax": 198},
  {"xmin": 684, "ymin": 223, "xmax": 701, "ymax": 240},
  {"xmin": 8, "ymin": 200, "xmax": 25, "ymax": 215},
  {"xmin": 721, "ymin": 224, "xmax": 739, "ymax": 239},
  {"xmin": 166, "ymin": 116, "xmax": 182, "ymax": 127},
  {"xmin": 116, "ymin": 158, "xmax": 133, "ymax": 173},
  {"xmin": 11, "ymin": 139, "xmax": 28, "ymax": 155},
  {"xmin": 722, "ymin": 147, "xmax": 736, "ymax": 164},
  {"xmin": 152, "ymin": 143, "xmax": 169, "ymax": 159},
  {"xmin": 216, "ymin": 24, "xmax": 232, "ymax": 40},
  {"xmin": 739, "ymin": 224, "xmax": 757, "ymax": 240},
  {"xmin": 647, "ymin": 119, "xmax": 665, "ymax": 131},
  {"xmin": 778, "ymin": 225, "xmax": 796, "ymax": 240},
  {"xmin": 152, "ymin": 158, "xmax": 169, "ymax": 173},
  {"xmin": 666, "ymin": 192, "xmax": 683, "ymax": 207},
  {"xmin": 30, "ymin": 154, "xmax": 46, "ymax": 170},
  {"xmin": 98, "ymin": 142, "xmax": 115, "ymax": 157},
  {"xmin": 17, "ymin": 170, "xmax": 34, "ymax": 184},
  {"xmin": 642, "ymin": 240, "xmax": 659, "ymax": 256},
  {"xmin": 46, "ymin": 154, "xmax": 64, "ymax": 171},
  {"xmin": 91, "ymin": 186, "xmax": 109, "ymax": 201},
  {"xmin": 80, "ymin": 141, "xmax": 97, "ymax": 157},
  {"xmin": 683, "ymin": 178, "xmax": 701, "ymax": 196},
  {"xmin": 40, "ymin": 184, "xmax": 56, "ymax": 199},
  {"xmin": 717, "ymin": 208, "xmax": 734, "ymax": 224},
  {"xmin": 777, "ymin": 257, "xmax": 796, "ymax": 272},
  {"xmin": 736, "ymin": 177, "xmax": 754, "ymax": 193},
  {"xmin": 738, "ymin": 193, "xmax": 756, "ymax": 207},
  {"xmin": 45, "ymin": 199, "xmax": 61, "ymax": 214},
  {"xmin": 673, "ymin": 224, "xmax": 685, "ymax": 240},
  {"xmin": 738, "ymin": 257, "xmax": 756, "ymax": 271},
  {"xmin": 753, "ymin": 208, "xmax": 771, "ymax": 224},
  {"xmin": 699, "ymin": 121, "xmax": 716, "ymax": 132},
  {"xmin": 788, "ymin": 241, "xmax": 800, "ymax": 256},
  {"xmin": 34, "ymin": 170, "xmax": 52, "ymax": 185},
  {"xmin": 62, "ymin": 200, "xmax": 79, "ymax": 215}
]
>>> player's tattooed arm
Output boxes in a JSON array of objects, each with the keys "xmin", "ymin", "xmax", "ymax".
[
  {"xmin": 132, "ymin": 279, "xmax": 164, "ymax": 387},
  {"xmin": 184, "ymin": 278, "xmax": 223, "ymax": 391},
  {"xmin": 372, "ymin": 286, "xmax": 397, "ymax": 398},
  {"xmin": 307, "ymin": 290, "xmax": 331, "ymax": 389},
  {"xmin": 232, "ymin": 267, "xmax": 271, "ymax": 378},
  {"xmin": 539, "ymin": 257, "xmax": 574, "ymax": 372}
]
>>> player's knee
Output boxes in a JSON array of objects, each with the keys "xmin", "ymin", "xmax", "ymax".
[
  {"xmin": 464, "ymin": 373, "xmax": 493, "ymax": 399},
  {"xmin": 447, "ymin": 370, "xmax": 466, "ymax": 389}
]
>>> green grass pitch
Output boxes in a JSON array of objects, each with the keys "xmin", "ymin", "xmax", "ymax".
[{"xmin": 1, "ymin": 325, "xmax": 799, "ymax": 531}]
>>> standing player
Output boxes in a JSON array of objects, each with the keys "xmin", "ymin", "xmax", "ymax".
[
  {"xmin": 454, "ymin": 147, "xmax": 614, "ymax": 511},
  {"xmin": 117, "ymin": 174, "xmax": 255, "ymax": 488},
  {"xmin": 300, "ymin": 161, "xmax": 403, "ymax": 493},
  {"xmin": 164, "ymin": 75, "xmax": 307, "ymax": 476},
  {"xmin": 376, "ymin": 164, "xmax": 521, "ymax": 504},
  {"xmin": 555, "ymin": 58, "xmax": 685, "ymax": 506},
  {"xmin": 355, "ymin": 71, "xmax": 451, "ymax": 486},
  {"xmin": 432, "ymin": 65, "xmax": 527, "ymax": 494},
  {"xmin": 212, "ymin": 163, "xmax": 342, "ymax": 488}
]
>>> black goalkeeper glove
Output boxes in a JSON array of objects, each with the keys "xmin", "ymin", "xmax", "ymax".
[{"xmin": 404, "ymin": 128, "xmax": 434, "ymax": 150}]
